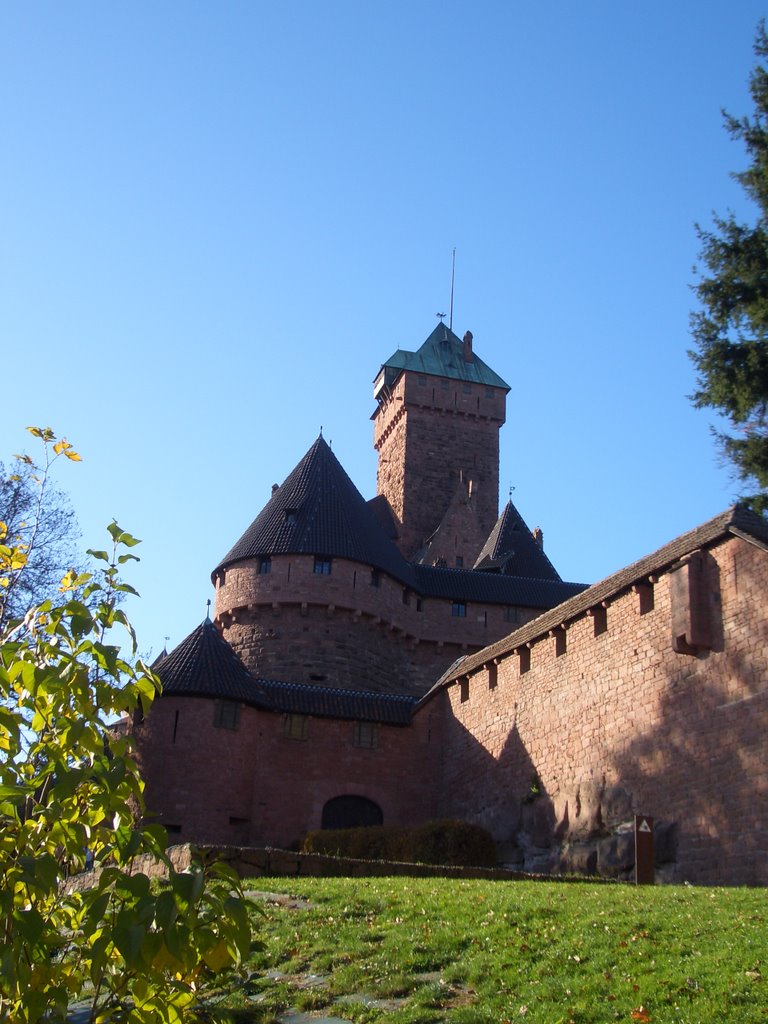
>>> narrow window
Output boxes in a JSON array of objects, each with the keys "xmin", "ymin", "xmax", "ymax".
[
  {"xmin": 519, "ymin": 647, "xmax": 531, "ymax": 674},
  {"xmin": 459, "ymin": 677, "xmax": 469, "ymax": 703},
  {"xmin": 214, "ymin": 701, "xmax": 240, "ymax": 730},
  {"xmin": 259, "ymin": 556, "xmax": 272, "ymax": 575},
  {"xmin": 370, "ymin": 568, "xmax": 380, "ymax": 587},
  {"xmin": 284, "ymin": 714, "xmax": 309, "ymax": 741},
  {"xmin": 172, "ymin": 709, "xmax": 179, "ymax": 744},
  {"xmin": 416, "ymin": 597, "xmax": 423, "ymax": 612},
  {"xmin": 451, "ymin": 601, "xmax": 467, "ymax": 618},
  {"xmin": 554, "ymin": 628, "xmax": 567, "ymax": 657},
  {"xmin": 402, "ymin": 588, "xmax": 410, "ymax": 605},
  {"xmin": 488, "ymin": 663, "xmax": 498, "ymax": 690},
  {"xmin": 591, "ymin": 605, "xmax": 608, "ymax": 636},
  {"xmin": 635, "ymin": 581, "xmax": 655, "ymax": 615},
  {"xmin": 313, "ymin": 557, "xmax": 332, "ymax": 575},
  {"xmin": 353, "ymin": 721, "xmax": 379, "ymax": 748}
]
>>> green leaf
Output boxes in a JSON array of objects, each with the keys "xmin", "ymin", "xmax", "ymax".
[{"xmin": 113, "ymin": 921, "xmax": 146, "ymax": 969}]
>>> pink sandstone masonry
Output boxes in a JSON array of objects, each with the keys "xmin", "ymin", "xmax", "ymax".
[
  {"xmin": 429, "ymin": 534, "xmax": 768, "ymax": 885},
  {"xmin": 373, "ymin": 369, "xmax": 506, "ymax": 560},
  {"xmin": 137, "ymin": 694, "xmax": 441, "ymax": 849},
  {"xmin": 214, "ymin": 553, "xmax": 539, "ymax": 694}
]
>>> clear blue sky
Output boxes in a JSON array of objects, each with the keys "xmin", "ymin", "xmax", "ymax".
[{"xmin": 1, "ymin": 2, "xmax": 764, "ymax": 658}]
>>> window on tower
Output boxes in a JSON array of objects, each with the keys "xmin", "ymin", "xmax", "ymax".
[
  {"xmin": 451, "ymin": 601, "xmax": 467, "ymax": 618},
  {"xmin": 213, "ymin": 701, "xmax": 240, "ymax": 731},
  {"xmin": 314, "ymin": 557, "xmax": 332, "ymax": 575}
]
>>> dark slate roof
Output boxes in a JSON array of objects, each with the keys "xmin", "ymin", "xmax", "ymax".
[
  {"xmin": 413, "ymin": 563, "xmax": 587, "ymax": 608},
  {"xmin": 213, "ymin": 434, "xmax": 587, "ymax": 610},
  {"xmin": 255, "ymin": 678, "xmax": 416, "ymax": 725},
  {"xmin": 376, "ymin": 323, "xmax": 510, "ymax": 390},
  {"xmin": 156, "ymin": 620, "xmax": 417, "ymax": 725},
  {"xmin": 474, "ymin": 501, "xmax": 562, "ymax": 581},
  {"xmin": 418, "ymin": 504, "xmax": 768, "ymax": 701},
  {"xmin": 213, "ymin": 436, "xmax": 415, "ymax": 583},
  {"xmin": 155, "ymin": 619, "xmax": 272, "ymax": 708}
]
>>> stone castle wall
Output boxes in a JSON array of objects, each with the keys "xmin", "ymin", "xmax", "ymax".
[
  {"xmin": 135, "ymin": 694, "xmax": 441, "ymax": 850},
  {"xmin": 214, "ymin": 554, "xmax": 539, "ymax": 693},
  {"xmin": 430, "ymin": 534, "xmax": 768, "ymax": 886}
]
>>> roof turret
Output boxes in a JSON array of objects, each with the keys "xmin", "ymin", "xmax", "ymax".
[
  {"xmin": 474, "ymin": 501, "xmax": 562, "ymax": 580},
  {"xmin": 154, "ymin": 618, "xmax": 271, "ymax": 707},
  {"xmin": 213, "ymin": 436, "xmax": 414, "ymax": 583}
]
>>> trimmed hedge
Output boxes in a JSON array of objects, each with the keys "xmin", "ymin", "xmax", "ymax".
[{"xmin": 301, "ymin": 819, "xmax": 497, "ymax": 867}]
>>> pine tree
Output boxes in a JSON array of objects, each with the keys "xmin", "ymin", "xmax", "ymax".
[{"xmin": 690, "ymin": 22, "xmax": 768, "ymax": 514}]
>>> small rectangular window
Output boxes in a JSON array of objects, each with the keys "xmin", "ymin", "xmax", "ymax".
[
  {"xmin": 519, "ymin": 647, "xmax": 531, "ymax": 674},
  {"xmin": 554, "ymin": 628, "xmax": 567, "ymax": 657},
  {"xmin": 591, "ymin": 605, "xmax": 608, "ymax": 636},
  {"xmin": 463, "ymin": 383, "xmax": 472, "ymax": 394},
  {"xmin": 451, "ymin": 601, "xmax": 467, "ymax": 618},
  {"xmin": 459, "ymin": 677, "xmax": 469, "ymax": 702},
  {"xmin": 440, "ymin": 378, "xmax": 450, "ymax": 390},
  {"xmin": 488, "ymin": 663, "xmax": 498, "ymax": 690},
  {"xmin": 213, "ymin": 701, "xmax": 240, "ymax": 730},
  {"xmin": 353, "ymin": 721, "xmax": 379, "ymax": 748},
  {"xmin": 455, "ymin": 556, "xmax": 463, "ymax": 568},
  {"xmin": 259, "ymin": 557, "xmax": 272, "ymax": 575},
  {"xmin": 635, "ymin": 581, "xmax": 655, "ymax": 615},
  {"xmin": 505, "ymin": 606, "xmax": 520, "ymax": 624},
  {"xmin": 284, "ymin": 714, "xmax": 309, "ymax": 741},
  {"xmin": 402, "ymin": 588, "xmax": 411, "ymax": 605},
  {"xmin": 370, "ymin": 568, "xmax": 380, "ymax": 587},
  {"xmin": 313, "ymin": 557, "xmax": 332, "ymax": 575},
  {"xmin": 418, "ymin": 374, "xmax": 427, "ymax": 386}
]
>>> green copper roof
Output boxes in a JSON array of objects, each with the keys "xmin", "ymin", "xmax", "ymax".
[{"xmin": 376, "ymin": 323, "xmax": 510, "ymax": 391}]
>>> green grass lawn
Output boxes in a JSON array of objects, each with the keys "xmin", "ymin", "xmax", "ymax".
[{"xmin": 215, "ymin": 876, "xmax": 767, "ymax": 1024}]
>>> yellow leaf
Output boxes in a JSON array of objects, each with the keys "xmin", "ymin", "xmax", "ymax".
[{"xmin": 64, "ymin": 450, "xmax": 82, "ymax": 462}]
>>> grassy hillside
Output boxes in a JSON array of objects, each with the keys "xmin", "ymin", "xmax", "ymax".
[{"xmin": 216, "ymin": 876, "xmax": 766, "ymax": 1023}]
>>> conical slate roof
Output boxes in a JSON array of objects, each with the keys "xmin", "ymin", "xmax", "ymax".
[
  {"xmin": 473, "ymin": 501, "xmax": 562, "ymax": 581},
  {"xmin": 376, "ymin": 323, "xmax": 510, "ymax": 390},
  {"xmin": 155, "ymin": 618, "xmax": 271, "ymax": 707},
  {"xmin": 214, "ymin": 436, "xmax": 414, "ymax": 583}
]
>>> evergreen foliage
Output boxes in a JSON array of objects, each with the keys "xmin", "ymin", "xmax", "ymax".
[{"xmin": 690, "ymin": 22, "xmax": 768, "ymax": 514}]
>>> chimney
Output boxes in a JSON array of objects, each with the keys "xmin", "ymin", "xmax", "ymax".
[
  {"xmin": 271, "ymin": 483, "xmax": 279, "ymax": 495},
  {"xmin": 463, "ymin": 330, "xmax": 473, "ymax": 363},
  {"xmin": 533, "ymin": 526, "xmax": 543, "ymax": 549}
]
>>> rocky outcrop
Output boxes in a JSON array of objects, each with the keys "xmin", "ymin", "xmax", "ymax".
[{"xmin": 500, "ymin": 782, "xmax": 678, "ymax": 882}]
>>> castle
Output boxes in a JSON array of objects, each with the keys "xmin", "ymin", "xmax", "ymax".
[{"xmin": 133, "ymin": 324, "xmax": 768, "ymax": 885}]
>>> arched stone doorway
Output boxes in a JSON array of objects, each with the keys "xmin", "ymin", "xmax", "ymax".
[{"xmin": 321, "ymin": 795, "xmax": 383, "ymax": 830}]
